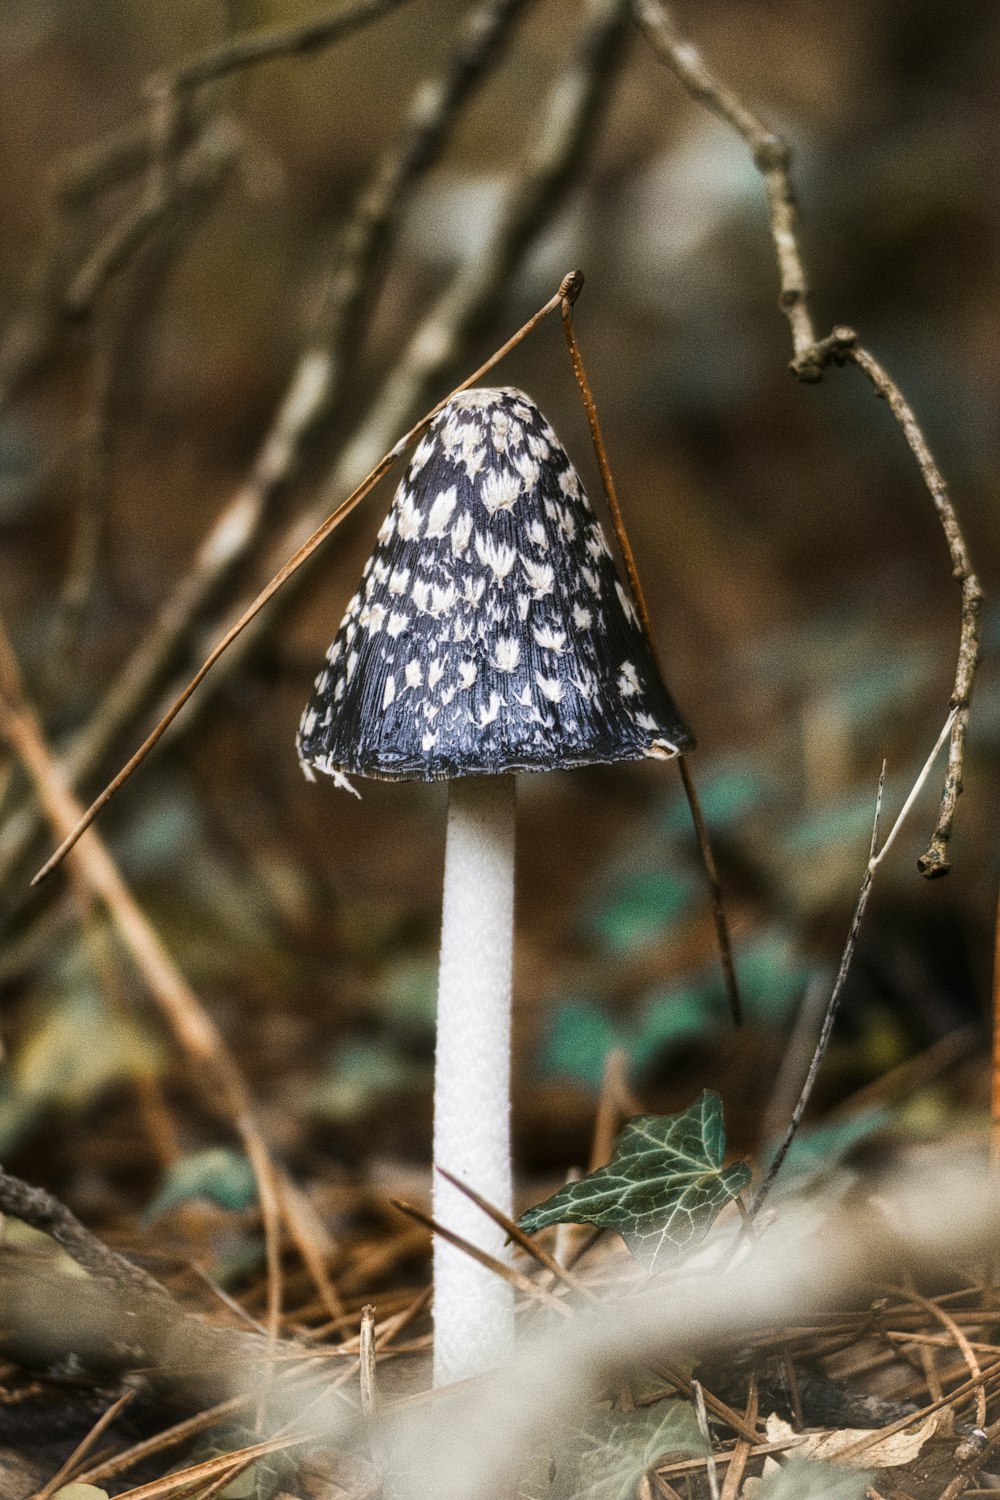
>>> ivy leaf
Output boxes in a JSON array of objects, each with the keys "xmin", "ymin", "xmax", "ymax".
[
  {"xmin": 518, "ymin": 1091, "xmax": 750, "ymax": 1272},
  {"xmin": 539, "ymin": 999, "xmax": 623, "ymax": 1089},
  {"xmin": 145, "ymin": 1147, "xmax": 256, "ymax": 1221},
  {"xmin": 520, "ymin": 1403, "xmax": 704, "ymax": 1500},
  {"xmin": 751, "ymin": 1459, "xmax": 873, "ymax": 1500}
]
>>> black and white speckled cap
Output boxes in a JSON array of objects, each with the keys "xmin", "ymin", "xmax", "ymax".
[{"xmin": 297, "ymin": 387, "xmax": 694, "ymax": 785}]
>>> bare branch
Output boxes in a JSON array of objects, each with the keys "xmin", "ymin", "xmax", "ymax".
[
  {"xmin": 156, "ymin": 0, "xmax": 417, "ymax": 94},
  {"xmin": 843, "ymin": 344, "xmax": 983, "ymax": 876},
  {"xmin": 0, "ymin": 1164, "xmax": 176, "ymax": 1306},
  {"xmin": 0, "ymin": 1163, "xmax": 278, "ymax": 1390},
  {"xmin": 315, "ymin": 0, "xmax": 532, "ymax": 386},
  {"xmin": 62, "ymin": 108, "xmax": 238, "ymax": 320},
  {"xmin": 633, "ymin": 0, "xmax": 984, "ymax": 877},
  {"xmin": 0, "ymin": 1, "xmax": 416, "ymax": 410},
  {"xmin": 0, "ymin": 613, "xmax": 348, "ymax": 1338},
  {"xmin": 31, "ymin": 0, "xmax": 628, "ymax": 881},
  {"xmin": 0, "ymin": 0, "xmax": 527, "ymax": 886},
  {"xmin": 632, "ymin": 0, "xmax": 817, "ymax": 369}
]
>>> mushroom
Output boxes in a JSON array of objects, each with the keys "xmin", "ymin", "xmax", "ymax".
[{"xmin": 297, "ymin": 387, "xmax": 693, "ymax": 1385}]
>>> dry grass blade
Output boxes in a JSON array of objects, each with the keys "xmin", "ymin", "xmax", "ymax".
[
  {"xmin": 30, "ymin": 1390, "xmax": 135, "ymax": 1500},
  {"xmin": 0, "ymin": 614, "xmax": 288, "ymax": 1338},
  {"xmin": 74, "ymin": 1398, "xmax": 252, "ymax": 1487},
  {"xmin": 880, "ymin": 1282, "xmax": 986, "ymax": 1428},
  {"xmin": 435, "ymin": 1164, "xmax": 595, "ymax": 1300},
  {"xmin": 30, "ymin": 271, "xmax": 579, "ymax": 886},
  {"xmin": 110, "ymin": 1433, "xmax": 315, "ymax": 1500},
  {"xmin": 390, "ymin": 1196, "xmax": 571, "ymax": 1313}
]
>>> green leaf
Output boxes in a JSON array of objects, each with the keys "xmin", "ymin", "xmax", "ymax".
[
  {"xmin": 658, "ymin": 764, "xmax": 771, "ymax": 836},
  {"xmin": 0, "ymin": 983, "xmax": 164, "ymax": 1154},
  {"xmin": 773, "ymin": 1107, "xmax": 891, "ymax": 1181},
  {"xmin": 632, "ymin": 985, "xmax": 719, "ymax": 1069},
  {"xmin": 306, "ymin": 1038, "xmax": 428, "ymax": 1122},
  {"xmin": 753, "ymin": 1459, "xmax": 872, "ymax": 1500},
  {"xmin": 146, "ymin": 1147, "xmax": 256, "ymax": 1220},
  {"xmin": 733, "ymin": 932, "xmax": 812, "ymax": 1026},
  {"xmin": 538, "ymin": 1000, "xmax": 623, "ymax": 1089},
  {"xmin": 520, "ymin": 1403, "xmax": 704, "ymax": 1500},
  {"xmin": 380, "ymin": 957, "xmax": 438, "ymax": 1033},
  {"xmin": 519, "ymin": 1091, "xmax": 750, "ymax": 1272},
  {"xmin": 588, "ymin": 868, "xmax": 695, "ymax": 957}
]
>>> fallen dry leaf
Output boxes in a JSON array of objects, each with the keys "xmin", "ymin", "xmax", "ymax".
[{"xmin": 763, "ymin": 1412, "xmax": 938, "ymax": 1468}]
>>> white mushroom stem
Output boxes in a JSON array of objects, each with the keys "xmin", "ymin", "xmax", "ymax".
[{"xmin": 433, "ymin": 773, "xmax": 516, "ymax": 1387}]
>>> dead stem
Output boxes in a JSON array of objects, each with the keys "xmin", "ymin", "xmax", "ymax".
[{"xmin": 751, "ymin": 768, "xmax": 887, "ymax": 1216}]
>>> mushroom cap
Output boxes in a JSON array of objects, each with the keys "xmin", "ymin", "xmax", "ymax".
[{"xmin": 297, "ymin": 387, "xmax": 694, "ymax": 783}]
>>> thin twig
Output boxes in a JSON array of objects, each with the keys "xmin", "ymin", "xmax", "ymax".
[
  {"xmin": 751, "ymin": 689, "xmax": 964, "ymax": 1215},
  {"xmin": 844, "ymin": 345, "xmax": 983, "ymax": 877},
  {"xmin": 644, "ymin": 1365, "xmax": 759, "ymax": 1445},
  {"xmin": 561, "ymin": 293, "xmax": 741, "ymax": 1024},
  {"xmin": 633, "ymin": 0, "xmax": 983, "ymax": 880},
  {"xmin": 74, "ymin": 1398, "xmax": 252, "ymax": 1487},
  {"xmin": 315, "ymin": 0, "xmax": 531, "ymax": 373},
  {"xmin": 63, "ymin": 91, "xmax": 191, "ymax": 320},
  {"xmin": 109, "ymin": 1434, "xmax": 315, "ymax": 1500},
  {"xmin": 751, "ymin": 765, "xmax": 887, "ymax": 1217},
  {"xmin": 0, "ymin": 1164, "xmax": 177, "ymax": 1305},
  {"xmin": 691, "ymin": 1379, "xmax": 720, "ymax": 1500},
  {"xmin": 0, "ymin": 1164, "xmax": 279, "ymax": 1386},
  {"xmin": 718, "ymin": 1376, "xmax": 757, "ymax": 1500},
  {"xmin": 0, "ymin": 3, "xmax": 414, "ymax": 412},
  {"xmin": 632, "ymin": 0, "xmax": 816, "ymax": 367}
]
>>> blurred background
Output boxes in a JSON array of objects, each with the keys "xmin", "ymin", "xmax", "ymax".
[{"xmin": 0, "ymin": 0, "xmax": 996, "ymax": 1268}]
